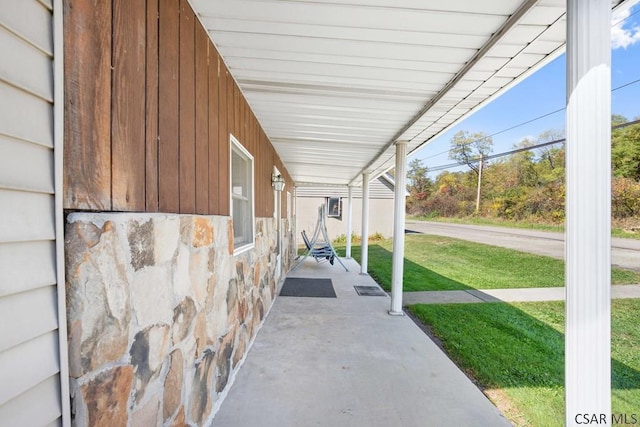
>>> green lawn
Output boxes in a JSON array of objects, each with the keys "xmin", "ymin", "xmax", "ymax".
[
  {"xmin": 409, "ymin": 301, "xmax": 640, "ymax": 427},
  {"xmin": 336, "ymin": 234, "xmax": 639, "ymax": 291}
]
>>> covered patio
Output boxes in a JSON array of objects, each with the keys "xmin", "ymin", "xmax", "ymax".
[
  {"xmin": 1, "ymin": 0, "xmax": 631, "ymax": 424},
  {"xmin": 190, "ymin": 0, "xmax": 628, "ymax": 424},
  {"xmin": 213, "ymin": 257, "xmax": 512, "ymax": 426}
]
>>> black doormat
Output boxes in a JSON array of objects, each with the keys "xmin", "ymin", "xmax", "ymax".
[
  {"xmin": 280, "ymin": 278, "xmax": 336, "ymax": 298},
  {"xmin": 354, "ymin": 285, "xmax": 387, "ymax": 296}
]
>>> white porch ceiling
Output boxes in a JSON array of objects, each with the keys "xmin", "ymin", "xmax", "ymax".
[{"xmin": 190, "ymin": 0, "xmax": 625, "ymax": 187}]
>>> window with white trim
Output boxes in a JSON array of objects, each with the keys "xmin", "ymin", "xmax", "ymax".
[{"xmin": 231, "ymin": 135, "xmax": 254, "ymax": 252}]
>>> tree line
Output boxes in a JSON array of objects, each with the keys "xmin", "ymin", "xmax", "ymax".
[{"xmin": 407, "ymin": 114, "xmax": 640, "ymax": 229}]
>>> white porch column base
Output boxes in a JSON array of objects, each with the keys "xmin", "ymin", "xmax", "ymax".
[
  {"xmin": 390, "ymin": 141, "xmax": 408, "ymax": 316},
  {"xmin": 565, "ymin": 0, "xmax": 611, "ymax": 424},
  {"xmin": 346, "ymin": 185, "xmax": 353, "ymax": 259},
  {"xmin": 360, "ymin": 173, "xmax": 370, "ymax": 275}
]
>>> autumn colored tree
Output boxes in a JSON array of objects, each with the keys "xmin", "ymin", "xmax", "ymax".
[
  {"xmin": 448, "ymin": 130, "xmax": 493, "ymax": 212},
  {"xmin": 407, "ymin": 158, "xmax": 432, "ymax": 199},
  {"xmin": 448, "ymin": 130, "xmax": 493, "ymax": 174},
  {"xmin": 414, "ymin": 117, "xmax": 639, "ymax": 224},
  {"xmin": 508, "ymin": 138, "xmax": 538, "ymax": 187},
  {"xmin": 406, "ymin": 158, "xmax": 434, "ymax": 215},
  {"xmin": 612, "ymin": 115, "xmax": 640, "ymax": 181},
  {"xmin": 536, "ymin": 129, "xmax": 565, "ymax": 172}
]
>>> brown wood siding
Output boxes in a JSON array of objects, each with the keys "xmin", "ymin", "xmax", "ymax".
[
  {"xmin": 208, "ymin": 46, "xmax": 219, "ymax": 214},
  {"xmin": 63, "ymin": 0, "xmax": 288, "ymax": 217},
  {"xmin": 158, "ymin": 0, "xmax": 180, "ymax": 213},
  {"xmin": 195, "ymin": 25, "xmax": 209, "ymax": 215},
  {"xmin": 112, "ymin": 0, "xmax": 146, "ymax": 211},
  {"xmin": 273, "ymin": 154, "xmax": 293, "ymax": 218},
  {"xmin": 266, "ymin": 143, "xmax": 275, "ymax": 216},
  {"xmin": 258, "ymin": 129, "xmax": 272, "ymax": 218},
  {"xmin": 231, "ymin": 82, "xmax": 239, "ymax": 143},
  {"xmin": 178, "ymin": 0, "xmax": 196, "ymax": 213},
  {"xmin": 218, "ymin": 63, "xmax": 230, "ymax": 216},
  {"xmin": 63, "ymin": 0, "xmax": 112, "ymax": 210},
  {"xmin": 254, "ymin": 120, "xmax": 263, "ymax": 216},
  {"xmin": 261, "ymin": 130, "xmax": 269, "ymax": 217},
  {"xmin": 257, "ymin": 124, "xmax": 264, "ymax": 216},
  {"xmin": 276, "ymin": 157, "xmax": 285, "ymax": 218},
  {"xmin": 227, "ymin": 75, "xmax": 236, "ymax": 141},
  {"xmin": 145, "ymin": 0, "xmax": 160, "ymax": 211}
]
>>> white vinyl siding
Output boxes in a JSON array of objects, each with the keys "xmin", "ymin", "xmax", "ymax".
[
  {"xmin": 0, "ymin": 1, "xmax": 65, "ymax": 425},
  {"xmin": 0, "ymin": 80, "xmax": 54, "ymax": 147},
  {"xmin": 0, "ymin": 135, "xmax": 55, "ymax": 192},
  {"xmin": 295, "ymin": 175, "xmax": 397, "ymax": 199},
  {"xmin": 230, "ymin": 135, "xmax": 255, "ymax": 252},
  {"xmin": 0, "ymin": 189, "xmax": 56, "ymax": 241},
  {"xmin": 0, "ymin": 375, "xmax": 63, "ymax": 426},
  {"xmin": 0, "ymin": 25, "xmax": 54, "ymax": 102},
  {"xmin": 0, "ymin": 1, "xmax": 53, "ymax": 56},
  {"xmin": 0, "ymin": 241, "xmax": 56, "ymax": 296}
]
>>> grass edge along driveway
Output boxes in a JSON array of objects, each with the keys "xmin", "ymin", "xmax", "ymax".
[{"xmin": 336, "ymin": 234, "xmax": 639, "ymax": 291}]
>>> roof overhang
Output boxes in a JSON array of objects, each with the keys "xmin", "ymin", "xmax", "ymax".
[{"xmin": 190, "ymin": 0, "xmax": 629, "ymax": 187}]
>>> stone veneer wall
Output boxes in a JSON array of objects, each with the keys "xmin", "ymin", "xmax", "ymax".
[{"xmin": 65, "ymin": 212, "xmax": 292, "ymax": 426}]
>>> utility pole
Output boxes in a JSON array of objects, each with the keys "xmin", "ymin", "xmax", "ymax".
[{"xmin": 475, "ymin": 155, "xmax": 484, "ymax": 213}]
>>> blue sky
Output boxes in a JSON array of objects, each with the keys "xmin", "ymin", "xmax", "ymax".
[{"xmin": 411, "ymin": 2, "xmax": 640, "ymax": 175}]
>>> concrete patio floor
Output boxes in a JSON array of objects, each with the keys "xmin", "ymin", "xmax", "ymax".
[{"xmin": 211, "ymin": 257, "xmax": 512, "ymax": 426}]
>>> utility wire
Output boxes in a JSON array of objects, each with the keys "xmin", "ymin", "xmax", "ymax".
[
  {"xmin": 427, "ymin": 138, "xmax": 564, "ymax": 172},
  {"xmin": 417, "ymin": 78, "xmax": 640, "ymax": 163},
  {"xmin": 426, "ymin": 118, "xmax": 640, "ymax": 172},
  {"xmin": 415, "ymin": 9, "xmax": 640, "ymax": 164},
  {"xmin": 613, "ymin": 117, "xmax": 640, "ymax": 130},
  {"xmin": 613, "ymin": 77, "xmax": 640, "ymax": 92},
  {"xmin": 418, "ymin": 108, "xmax": 565, "ymax": 161},
  {"xmin": 612, "ymin": 7, "xmax": 640, "ymax": 28}
]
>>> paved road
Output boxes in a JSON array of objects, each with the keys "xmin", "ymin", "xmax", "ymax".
[{"xmin": 405, "ymin": 220, "xmax": 640, "ymax": 272}]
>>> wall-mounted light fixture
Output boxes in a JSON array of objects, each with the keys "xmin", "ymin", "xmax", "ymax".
[{"xmin": 272, "ymin": 173, "xmax": 285, "ymax": 192}]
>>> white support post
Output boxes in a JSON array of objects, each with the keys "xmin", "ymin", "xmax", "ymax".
[
  {"xmin": 360, "ymin": 173, "xmax": 370, "ymax": 274},
  {"xmin": 390, "ymin": 141, "xmax": 408, "ymax": 316},
  {"xmin": 346, "ymin": 185, "xmax": 353, "ymax": 258},
  {"xmin": 565, "ymin": 0, "xmax": 611, "ymax": 424}
]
